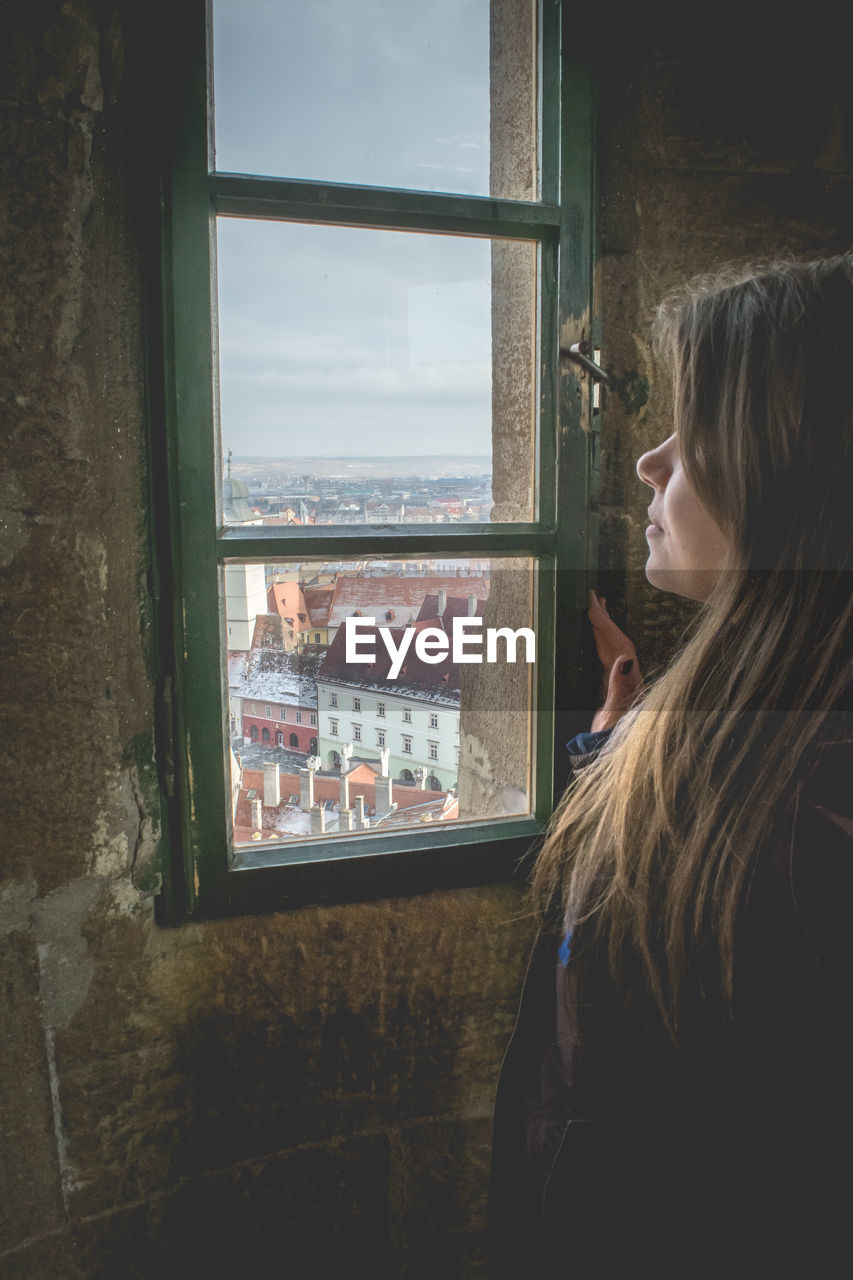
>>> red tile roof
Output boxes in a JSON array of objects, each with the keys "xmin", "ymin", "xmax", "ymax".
[
  {"xmin": 234, "ymin": 765, "xmax": 456, "ymax": 843},
  {"xmin": 326, "ymin": 573, "xmax": 488, "ymax": 633}
]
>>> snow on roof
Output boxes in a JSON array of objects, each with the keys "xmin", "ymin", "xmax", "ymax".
[{"xmin": 235, "ymin": 648, "xmax": 324, "ymax": 706}]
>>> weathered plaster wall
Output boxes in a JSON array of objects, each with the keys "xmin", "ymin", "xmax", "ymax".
[{"xmin": 1, "ymin": 5, "xmax": 851, "ymax": 1277}]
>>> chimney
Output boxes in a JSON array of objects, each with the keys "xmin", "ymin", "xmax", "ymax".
[
  {"xmin": 437, "ymin": 588, "xmax": 447, "ymax": 616},
  {"xmin": 310, "ymin": 803, "xmax": 326, "ymax": 835},
  {"xmin": 379, "ymin": 746, "xmax": 390, "ymax": 778},
  {"xmin": 413, "ymin": 767, "xmax": 427, "ymax": 790},
  {"xmin": 251, "ymin": 797, "xmax": 263, "ymax": 832},
  {"xmin": 354, "ymin": 794, "xmax": 368, "ymax": 829},
  {"xmin": 263, "ymin": 761, "xmax": 280, "ymax": 807},
  {"xmin": 339, "ymin": 769, "xmax": 350, "ymax": 811},
  {"xmin": 298, "ymin": 766, "xmax": 314, "ymax": 811},
  {"xmin": 338, "ymin": 806, "xmax": 353, "ymax": 831},
  {"xmin": 374, "ymin": 774, "xmax": 393, "ymax": 814},
  {"xmin": 467, "ymin": 593, "xmax": 477, "ymax": 616}
]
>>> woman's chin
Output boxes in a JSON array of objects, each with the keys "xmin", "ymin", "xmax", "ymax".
[{"xmin": 645, "ymin": 563, "xmax": 719, "ymax": 602}]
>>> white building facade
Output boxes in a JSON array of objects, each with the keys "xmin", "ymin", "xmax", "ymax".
[{"xmin": 315, "ymin": 678, "xmax": 459, "ymax": 791}]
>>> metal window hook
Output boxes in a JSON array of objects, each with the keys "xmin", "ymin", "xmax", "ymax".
[{"xmin": 559, "ymin": 341, "xmax": 608, "ymax": 383}]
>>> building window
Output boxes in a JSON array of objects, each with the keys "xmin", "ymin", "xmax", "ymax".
[
  {"xmin": 159, "ymin": 0, "xmax": 595, "ymax": 912},
  {"xmin": 295, "ymin": 710, "xmax": 302, "ymax": 723},
  {"xmin": 377, "ymin": 702, "xmax": 385, "ymax": 718},
  {"xmin": 262, "ymin": 727, "xmax": 270, "ymax": 744},
  {"xmin": 429, "ymin": 713, "xmax": 439, "ymax": 729},
  {"xmin": 428, "ymin": 742, "xmax": 438, "ymax": 761},
  {"xmin": 377, "ymin": 730, "xmax": 386, "ymax": 748},
  {"xmin": 353, "ymin": 724, "xmax": 362, "ymax": 742},
  {"xmin": 290, "ymin": 733, "xmax": 299, "ymax": 748},
  {"xmin": 280, "ymin": 706, "xmax": 287, "ymax": 719},
  {"xmin": 310, "ymin": 713, "xmax": 317, "ymax": 726}
]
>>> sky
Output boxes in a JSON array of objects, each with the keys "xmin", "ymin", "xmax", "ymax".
[{"xmin": 211, "ymin": 0, "xmax": 530, "ymax": 460}]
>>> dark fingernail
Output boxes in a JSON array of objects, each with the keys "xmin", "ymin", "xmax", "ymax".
[{"xmin": 620, "ymin": 659, "xmax": 634, "ymax": 675}]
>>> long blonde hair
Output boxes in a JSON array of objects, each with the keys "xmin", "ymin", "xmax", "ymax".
[{"xmin": 535, "ymin": 257, "xmax": 853, "ymax": 1040}]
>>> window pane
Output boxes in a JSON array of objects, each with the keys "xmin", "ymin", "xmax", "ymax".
[
  {"xmin": 212, "ymin": 0, "xmax": 539, "ymax": 200},
  {"xmin": 217, "ymin": 220, "xmax": 538, "ymax": 524},
  {"xmin": 223, "ymin": 557, "xmax": 535, "ymax": 858}
]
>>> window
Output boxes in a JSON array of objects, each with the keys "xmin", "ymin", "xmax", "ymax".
[
  {"xmin": 377, "ymin": 730, "xmax": 386, "ymax": 748},
  {"xmin": 276, "ymin": 731, "xmax": 284, "ymax": 746},
  {"xmin": 428, "ymin": 742, "xmax": 439, "ymax": 761},
  {"xmin": 429, "ymin": 713, "xmax": 439, "ymax": 730},
  {"xmin": 290, "ymin": 733, "xmax": 299, "ymax": 748},
  {"xmin": 310, "ymin": 713, "xmax": 317, "ymax": 726},
  {"xmin": 353, "ymin": 724, "xmax": 362, "ymax": 742},
  {"xmin": 377, "ymin": 702, "xmax": 385, "ymax": 719},
  {"xmin": 159, "ymin": 0, "xmax": 595, "ymax": 914},
  {"xmin": 280, "ymin": 706, "xmax": 287, "ymax": 719},
  {"xmin": 295, "ymin": 710, "xmax": 302, "ymax": 724}
]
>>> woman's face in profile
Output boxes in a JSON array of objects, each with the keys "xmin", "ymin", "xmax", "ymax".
[{"xmin": 637, "ymin": 434, "xmax": 731, "ymax": 601}]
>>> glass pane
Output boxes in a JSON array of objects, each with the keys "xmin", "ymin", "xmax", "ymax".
[
  {"xmin": 212, "ymin": 0, "xmax": 539, "ymax": 200},
  {"xmin": 223, "ymin": 557, "xmax": 535, "ymax": 860},
  {"xmin": 217, "ymin": 220, "xmax": 537, "ymax": 524}
]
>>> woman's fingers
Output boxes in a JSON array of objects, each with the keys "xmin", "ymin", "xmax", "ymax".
[
  {"xmin": 591, "ymin": 653, "xmax": 644, "ymax": 731},
  {"xmin": 588, "ymin": 589, "xmax": 640, "ymax": 673}
]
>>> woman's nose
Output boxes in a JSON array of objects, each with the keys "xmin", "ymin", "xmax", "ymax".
[{"xmin": 637, "ymin": 435, "xmax": 675, "ymax": 489}]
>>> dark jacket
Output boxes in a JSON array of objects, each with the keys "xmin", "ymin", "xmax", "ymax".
[{"xmin": 489, "ymin": 730, "xmax": 853, "ymax": 1279}]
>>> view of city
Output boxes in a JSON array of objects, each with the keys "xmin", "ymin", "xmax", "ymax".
[
  {"xmin": 224, "ymin": 453, "xmax": 494, "ymax": 526},
  {"xmin": 224, "ymin": 458, "xmax": 529, "ymax": 851}
]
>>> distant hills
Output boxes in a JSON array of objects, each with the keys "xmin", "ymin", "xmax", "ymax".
[{"xmin": 230, "ymin": 455, "xmax": 491, "ymax": 479}]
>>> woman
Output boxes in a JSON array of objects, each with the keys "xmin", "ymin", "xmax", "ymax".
[{"xmin": 489, "ymin": 257, "xmax": 852, "ymax": 1278}]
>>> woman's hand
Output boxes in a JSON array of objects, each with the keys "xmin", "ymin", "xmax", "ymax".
[{"xmin": 588, "ymin": 591, "xmax": 643, "ymax": 731}]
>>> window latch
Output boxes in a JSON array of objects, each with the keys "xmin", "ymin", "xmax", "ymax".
[{"xmin": 559, "ymin": 341, "xmax": 608, "ymax": 382}]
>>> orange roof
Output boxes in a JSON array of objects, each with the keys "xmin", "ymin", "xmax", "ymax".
[
  {"xmin": 234, "ymin": 765, "xmax": 456, "ymax": 842},
  {"xmin": 327, "ymin": 573, "xmax": 488, "ymax": 632}
]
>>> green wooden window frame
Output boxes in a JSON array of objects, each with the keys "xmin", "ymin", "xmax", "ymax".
[{"xmin": 153, "ymin": 0, "xmax": 597, "ymax": 920}]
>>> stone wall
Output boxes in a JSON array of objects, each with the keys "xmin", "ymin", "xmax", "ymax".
[{"xmin": 1, "ymin": 4, "xmax": 851, "ymax": 1276}]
